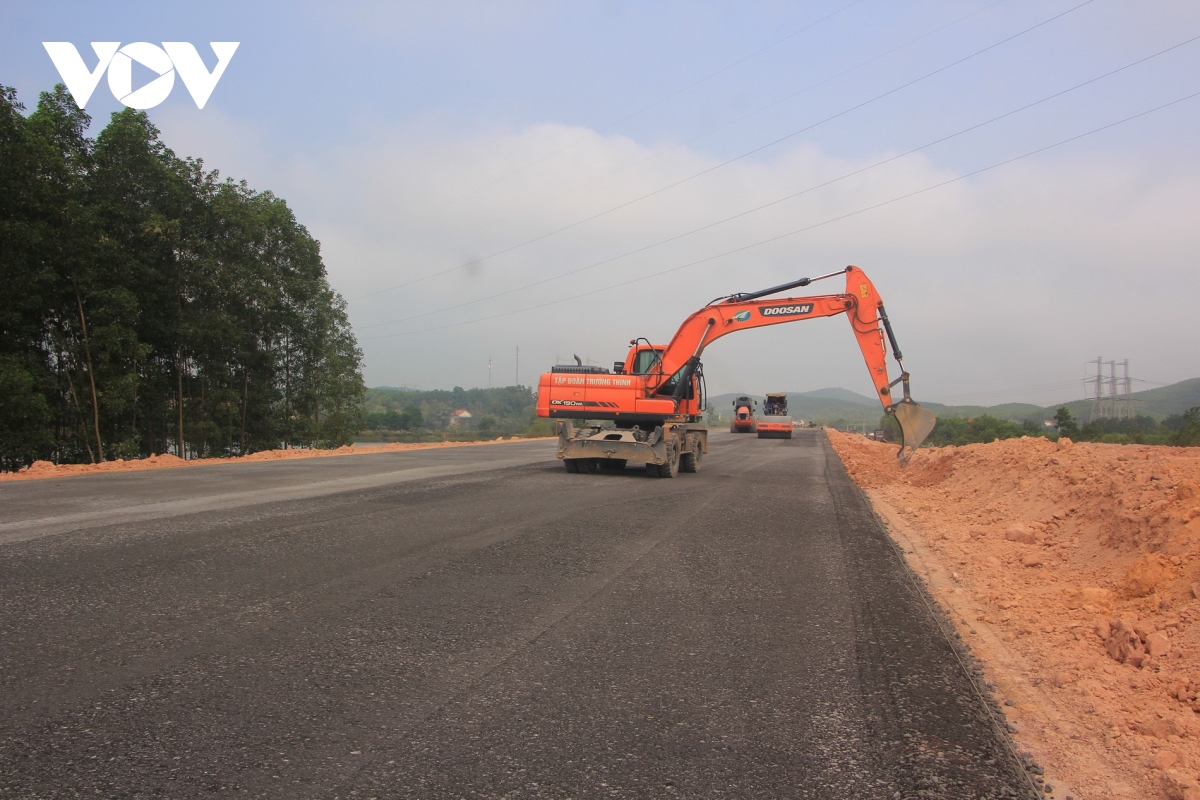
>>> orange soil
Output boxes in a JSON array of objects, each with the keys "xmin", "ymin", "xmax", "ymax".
[
  {"xmin": 1, "ymin": 437, "xmax": 551, "ymax": 482},
  {"xmin": 827, "ymin": 429, "xmax": 1200, "ymax": 800}
]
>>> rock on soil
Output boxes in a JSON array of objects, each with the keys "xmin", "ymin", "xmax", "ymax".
[{"xmin": 827, "ymin": 429, "xmax": 1200, "ymax": 800}]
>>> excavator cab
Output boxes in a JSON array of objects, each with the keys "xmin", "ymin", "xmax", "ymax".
[{"xmin": 629, "ymin": 348, "xmax": 663, "ymax": 374}]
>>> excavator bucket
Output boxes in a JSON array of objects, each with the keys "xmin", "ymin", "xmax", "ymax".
[{"xmin": 890, "ymin": 399, "xmax": 937, "ymax": 465}]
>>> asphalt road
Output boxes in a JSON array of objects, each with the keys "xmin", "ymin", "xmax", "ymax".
[{"xmin": 0, "ymin": 431, "xmax": 1035, "ymax": 799}]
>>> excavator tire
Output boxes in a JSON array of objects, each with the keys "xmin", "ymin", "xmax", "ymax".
[
  {"xmin": 599, "ymin": 459, "xmax": 627, "ymax": 470},
  {"xmin": 564, "ymin": 458, "xmax": 600, "ymax": 474},
  {"xmin": 680, "ymin": 444, "xmax": 701, "ymax": 473},
  {"xmin": 654, "ymin": 443, "xmax": 680, "ymax": 478}
]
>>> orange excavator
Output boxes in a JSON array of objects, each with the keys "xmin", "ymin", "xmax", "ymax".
[{"xmin": 535, "ymin": 265, "xmax": 936, "ymax": 476}]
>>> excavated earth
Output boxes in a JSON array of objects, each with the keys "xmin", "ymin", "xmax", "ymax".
[{"xmin": 827, "ymin": 430, "xmax": 1200, "ymax": 800}]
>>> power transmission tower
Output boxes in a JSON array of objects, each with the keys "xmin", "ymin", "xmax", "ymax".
[
  {"xmin": 1104, "ymin": 360, "xmax": 1117, "ymax": 419},
  {"xmin": 488, "ymin": 356, "xmax": 492, "ymax": 388},
  {"xmin": 1085, "ymin": 357, "xmax": 1136, "ymax": 420},
  {"xmin": 1087, "ymin": 357, "xmax": 1103, "ymax": 421},
  {"xmin": 1122, "ymin": 359, "xmax": 1133, "ymax": 418}
]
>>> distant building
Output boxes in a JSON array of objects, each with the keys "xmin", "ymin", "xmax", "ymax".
[{"xmin": 449, "ymin": 409, "xmax": 473, "ymax": 426}]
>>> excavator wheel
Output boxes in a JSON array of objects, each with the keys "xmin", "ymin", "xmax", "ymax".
[
  {"xmin": 564, "ymin": 458, "xmax": 600, "ymax": 474},
  {"xmin": 680, "ymin": 444, "xmax": 701, "ymax": 473},
  {"xmin": 654, "ymin": 443, "xmax": 680, "ymax": 478},
  {"xmin": 599, "ymin": 459, "xmax": 627, "ymax": 470}
]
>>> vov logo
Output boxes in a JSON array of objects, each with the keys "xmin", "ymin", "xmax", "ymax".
[{"xmin": 42, "ymin": 42, "xmax": 239, "ymax": 110}]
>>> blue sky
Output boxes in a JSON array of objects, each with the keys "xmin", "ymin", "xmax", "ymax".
[{"xmin": 5, "ymin": 1, "xmax": 1199, "ymax": 406}]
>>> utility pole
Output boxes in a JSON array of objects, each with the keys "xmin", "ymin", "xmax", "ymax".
[
  {"xmin": 488, "ymin": 356, "xmax": 492, "ymax": 388},
  {"xmin": 1106, "ymin": 360, "xmax": 1118, "ymax": 419},
  {"xmin": 515, "ymin": 346, "xmax": 519, "ymax": 387},
  {"xmin": 1122, "ymin": 359, "xmax": 1132, "ymax": 418},
  {"xmin": 1087, "ymin": 357, "xmax": 1103, "ymax": 421}
]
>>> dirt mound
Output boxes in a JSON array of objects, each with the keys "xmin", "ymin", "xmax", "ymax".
[
  {"xmin": 1, "ymin": 437, "xmax": 548, "ymax": 482},
  {"xmin": 829, "ymin": 429, "xmax": 1200, "ymax": 799}
]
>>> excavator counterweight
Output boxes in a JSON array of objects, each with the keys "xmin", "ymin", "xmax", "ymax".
[{"xmin": 536, "ymin": 265, "xmax": 935, "ymax": 474}]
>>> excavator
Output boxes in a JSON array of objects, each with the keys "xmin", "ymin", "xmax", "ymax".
[
  {"xmin": 535, "ymin": 265, "xmax": 936, "ymax": 477},
  {"xmin": 730, "ymin": 396, "xmax": 757, "ymax": 434}
]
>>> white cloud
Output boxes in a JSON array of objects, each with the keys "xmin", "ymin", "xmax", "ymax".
[{"xmin": 154, "ymin": 110, "xmax": 1200, "ymax": 407}]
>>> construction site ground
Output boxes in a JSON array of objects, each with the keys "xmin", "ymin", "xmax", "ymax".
[
  {"xmin": 828, "ymin": 429, "xmax": 1200, "ymax": 800},
  {"xmin": 1, "ymin": 430, "xmax": 1034, "ymax": 798},
  {"xmin": 0, "ymin": 437, "xmax": 548, "ymax": 483}
]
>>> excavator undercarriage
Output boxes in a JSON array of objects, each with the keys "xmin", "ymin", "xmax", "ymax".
[{"xmin": 555, "ymin": 420, "xmax": 707, "ymax": 477}]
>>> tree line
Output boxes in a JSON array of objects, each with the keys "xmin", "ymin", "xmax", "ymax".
[
  {"xmin": 885, "ymin": 406, "xmax": 1200, "ymax": 448},
  {"xmin": 361, "ymin": 386, "xmax": 550, "ymax": 439},
  {"xmin": 0, "ymin": 84, "xmax": 364, "ymax": 471},
  {"xmin": 1049, "ymin": 407, "xmax": 1200, "ymax": 446}
]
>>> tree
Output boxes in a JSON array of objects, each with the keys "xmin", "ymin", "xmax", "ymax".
[
  {"xmin": 0, "ymin": 355, "xmax": 53, "ymax": 471},
  {"xmin": 400, "ymin": 404, "xmax": 424, "ymax": 430},
  {"xmin": 1173, "ymin": 407, "xmax": 1200, "ymax": 447},
  {"xmin": 0, "ymin": 82, "xmax": 367, "ymax": 469},
  {"xmin": 1052, "ymin": 407, "xmax": 1079, "ymax": 439}
]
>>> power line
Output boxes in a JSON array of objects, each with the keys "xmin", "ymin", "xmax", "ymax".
[
  {"xmin": 360, "ymin": 33, "xmax": 1198, "ymax": 332},
  {"xmin": 931, "ymin": 381, "xmax": 1086, "ymax": 402},
  {"xmin": 363, "ymin": 90, "xmax": 1200, "ymax": 342},
  {"xmin": 440, "ymin": 0, "xmax": 1011, "ymax": 250},
  {"xmin": 335, "ymin": 0, "xmax": 869, "ymax": 256},
  {"xmin": 351, "ymin": 0, "xmax": 1095, "ymax": 302}
]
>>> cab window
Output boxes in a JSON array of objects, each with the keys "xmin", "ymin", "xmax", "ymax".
[{"xmin": 631, "ymin": 349, "xmax": 662, "ymax": 374}]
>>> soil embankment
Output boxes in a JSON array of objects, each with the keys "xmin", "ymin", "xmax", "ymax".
[
  {"xmin": 1, "ymin": 437, "xmax": 549, "ymax": 482},
  {"xmin": 828, "ymin": 429, "xmax": 1200, "ymax": 800}
]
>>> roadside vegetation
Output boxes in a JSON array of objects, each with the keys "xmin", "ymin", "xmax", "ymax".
[
  {"xmin": 0, "ymin": 84, "xmax": 364, "ymax": 471},
  {"xmin": 877, "ymin": 406, "xmax": 1200, "ymax": 448},
  {"xmin": 357, "ymin": 386, "xmax": 554, "ymax": 443}
]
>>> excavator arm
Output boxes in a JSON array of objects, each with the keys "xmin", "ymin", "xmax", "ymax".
[{"xmin": 647, "ymin": 265, "xmax": 936, "ymax": 462}]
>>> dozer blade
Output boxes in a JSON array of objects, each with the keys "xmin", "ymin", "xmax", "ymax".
[{"xmin": 890, "ymin": 399, "xmax": 937, "ymax": 465}]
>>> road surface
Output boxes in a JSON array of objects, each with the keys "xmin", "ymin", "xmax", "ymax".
[{"xmin": 0, "ymin": 431, "xmax": 1034, "ymax": 799}]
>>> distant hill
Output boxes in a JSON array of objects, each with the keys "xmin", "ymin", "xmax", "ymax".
[
  {"xmin": 931, "ymin": 378, "xmax": 1200, "ymax": 423},
  {"xmin": 795, "ymin": 387, "xmax": 879, "ymax": 406},
  {"xmin": 707, "ymin": 377, "xmax": 1200, "ymax": 427},
  {"xmin": 924, "ymin": 402, "xmax": 1050, "ymax": 422},
  {"xmin": 708, "ymin": 390, "xmax": 882, "ymax": 425}
]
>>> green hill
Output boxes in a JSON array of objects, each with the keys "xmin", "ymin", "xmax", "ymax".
[
  {"xmin": 796, "ymin": 387, "xmax": 879, "ymax": 405},
  {"xmin": 930, "ymin": 378, "xmax": 1200, "ymax": 423},
  {"xmin": 708, "ymin": 378, "xmax": 1200, "ymax": 429}
]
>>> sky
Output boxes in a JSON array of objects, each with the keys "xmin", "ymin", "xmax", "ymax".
[{"xmin": 4, "ymin": 0, "xmax": 1199, "ymax": 407}]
